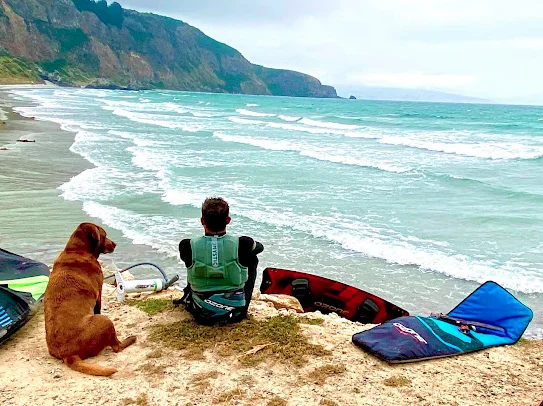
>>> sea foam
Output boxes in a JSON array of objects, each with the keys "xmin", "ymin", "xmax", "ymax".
[
  {"xmin": 213, "ymin": 132, "xmax": 298, "ymax": 151},
  {"xmin": 110, "ymin": 108, "xmax": 202, "ymax": 132},
  {"xmin": 278, "ymin": 114, "xmax": 301, "ymax": 122},
  {"xmin": 228, "ymin": 116, "xmax": 266, "ymax": 125},
  {"xmin": 379, "ymin": 136, "xmax": 543, "ymax": 160},
  {"xmin": 81, "ymin": 201, "xmax": 186, "ymax": 258},
  {"xmin": 213, "ymin": 132, "xmax": 410, "ymax": 173},
  {"xmin": 233, "ymin": 207, "xmax": 543, "ymax": 293},
  {"xmin": 299, "ymin": 117, "xmax": 360, "ymax": 130},
  {"xmin": 236, "ymin": 108, "xmax": 276, "ymax": 117}
]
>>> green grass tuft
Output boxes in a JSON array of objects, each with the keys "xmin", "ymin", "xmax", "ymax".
[
  {"xmin": 119, "ymin": 393, "xmax": 150, "ymax": 406},
  {"xmin": 189, "ymin": 370, "xmax": 220, "ymax": 390},
  {"xmin": 136, "ymin": 362, "xmax": 167, "ymax": 376},
  {"xmin": 148, "ymin": 315, "xmax": 330, "ymax": 366},
  {"xmin": 383, "ymin": 375, "xmax": 411, "ymax": 387},
  {"xmin": 128, "ymin": 298, "xmax": 174, "ymax": 316},
  {"xmin": 146, "ymin": 349, "xmax": 163, "ymax": 359},
  {"xmin": 516, "ymin": 337, "xmax": 535, "ymax": 347},
  {"xmin": 267, "ymin": 396, "xmax": 288, "ymax": 406},
  {"xmin": 298, "ymin": 317, "xmax": 324, "ymax": 326},
  {"xmin": 215, "ymin": 388, "xmax": 244, "ymax": 403},
  {"xmin": 307, "ymin": 364, "xmax": 346, "ymax": 385}
]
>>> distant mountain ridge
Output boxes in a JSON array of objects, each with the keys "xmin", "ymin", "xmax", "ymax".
[
  {"xmin": 0, "ymin": 0, "xmax": 337, "ymax": 97},
  {"xmin": 336, "ymin": 86, "xmax": 491, "ymax": 104}
]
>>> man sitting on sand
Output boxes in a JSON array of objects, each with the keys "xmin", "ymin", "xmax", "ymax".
[{"xmin": 178, "ymin": 197, "xmax": 264, "ymax": 324}]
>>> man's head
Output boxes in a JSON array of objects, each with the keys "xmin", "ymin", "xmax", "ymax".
[{"xmin": 201, "ymin": 197, "xmax": 231, "ymax": 233}]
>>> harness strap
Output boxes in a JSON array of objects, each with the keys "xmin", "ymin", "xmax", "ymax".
[
  {"xmin": 430, "ymin": 313, "xmax": 506, "ymax": 334},
  {"xmin": 173, "ymin": 285, "xmax": 192, "ymax": 306}
]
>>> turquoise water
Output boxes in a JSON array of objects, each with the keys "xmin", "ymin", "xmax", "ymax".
[{"xmin": 5, "ymin": 87, "xmax": 543, "ymax": 336}]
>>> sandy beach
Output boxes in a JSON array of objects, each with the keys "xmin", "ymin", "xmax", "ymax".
[{"xmin": 0, "ymin": 285, "xmax": 541, "ymax": 406}]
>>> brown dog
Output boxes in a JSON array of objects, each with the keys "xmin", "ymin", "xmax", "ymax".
[{"xmin": 44, "ymin": 222, "xmax": 136, "ymax": 376}]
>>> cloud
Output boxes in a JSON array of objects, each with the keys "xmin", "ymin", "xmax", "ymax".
[
  {"xmin": 345, "ymin": 73, "xmax": 476, "ymax": 89},
  {"xmin": 116, "ymin": 0, "xmax": 543, "ymax": 100},
  {"xmin": 484, "ymin": 38, "xmax": 543, "ymax": 51},
  {"xmin": 117, "ymin": 0, "xmax": 337, "ymax": 24}
]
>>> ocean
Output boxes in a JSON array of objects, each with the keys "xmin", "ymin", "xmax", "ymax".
[{"xmin": 2, "ymin": 87, "xmax": 542, "ymax": 336}]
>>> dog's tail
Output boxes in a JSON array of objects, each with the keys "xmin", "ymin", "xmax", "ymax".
[{"xmin": 64, "ymin": 355, "xmax": 118, "ymax": 376}]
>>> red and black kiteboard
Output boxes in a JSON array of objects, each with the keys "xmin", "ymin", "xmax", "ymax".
[{"xmin": 260, "ymin": 267, "xmax": 409, "ymax": 324}]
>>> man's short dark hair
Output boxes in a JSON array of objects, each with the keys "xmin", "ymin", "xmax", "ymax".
[{"xmin": 202, "ymin": 197, "xmax": 229, "ymax": 232}]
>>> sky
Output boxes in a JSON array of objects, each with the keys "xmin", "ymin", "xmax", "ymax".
[{"xmin": 117, "ymin": 0, "xmax": 543, "ymax": 102}]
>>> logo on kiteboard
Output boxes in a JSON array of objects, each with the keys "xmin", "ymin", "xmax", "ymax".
[
  {"xmin": 393, "ymin": 322, "xmax": 428, "ymax": 344},
  {"xmin": 314, "ymin": 301, "xmax": 349, "ymax": 316}
]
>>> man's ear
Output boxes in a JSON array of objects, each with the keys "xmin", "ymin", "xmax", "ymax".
[
  {"xmin": 226, "ymin": 216, "xmax": 231, "ymax": 225},
  {"xmin": 200, "ymin": 217, "xmax": 205, "ymax": 226}
]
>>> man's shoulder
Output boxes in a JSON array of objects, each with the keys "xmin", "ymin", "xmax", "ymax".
[
  {"xmin": 238, "ymin": 235, "xmax": 255, "ymax": 243},
  {"xmin": 238, "ymin": 236, "xmax": 259, "ymax": 248},
  {"xmin": 179, "ymin": 238, "xmax": 192, "ymax": 252}
]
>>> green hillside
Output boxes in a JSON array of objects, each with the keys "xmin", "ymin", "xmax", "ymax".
[
  {"xmin": 0, "ymin": 0, "xmax": 337, "ymax": 97},
  {"xmin": 0, "ymin": 48, "xmax": 41, "ymax": 84}
]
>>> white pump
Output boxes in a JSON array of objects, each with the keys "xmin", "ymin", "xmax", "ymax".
[{"xmin": 104, "ymin": 262, "xmax": 179, "ymax": 302}]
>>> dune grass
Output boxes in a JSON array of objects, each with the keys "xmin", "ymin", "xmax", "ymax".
[
  {"xmin": 307, "ymin": 364, "xmax": 347, "ymax": 385},
  {"xmin": 383, "ymin": 375, "xmax": 411, "ymax": 387},
  {"xmin": 215, "ymin": 388, "xmax": 245, "ymax": 403},
  {"xmin": 148, "ymin": 315, "xmax": 330, "ymax": 366},
  {"xmin": 267, "ymin": 396, "xmax": 288, "ymax": 406},
  {"xmin": 119, "ymin": 393, "xmax": 150, "ymax": 406}
]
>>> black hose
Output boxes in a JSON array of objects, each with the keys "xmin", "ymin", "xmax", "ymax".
[{"xmin": 103, "ymin": 262, "xmax": 171, "ymax": 283}]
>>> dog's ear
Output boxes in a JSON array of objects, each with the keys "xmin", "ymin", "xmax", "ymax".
[
  {"xmin": 78, "ymin": 223, "xmax": 104, "ymax": 257},
  {"xmin": 81, "ymin": 223, "xmax": 101, "ymax": 244}
]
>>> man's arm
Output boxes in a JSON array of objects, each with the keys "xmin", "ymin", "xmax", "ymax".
[
  {"xmin": 238, "ymin": 236, "xmax": 263, "ymax": 267},
  {"xmin": 238, "ymin": 236, "xmax": 263, "ymax": 318},
  {"xmin": 179, "ymin": 239, "xmax": 193, "ymax": 268}
]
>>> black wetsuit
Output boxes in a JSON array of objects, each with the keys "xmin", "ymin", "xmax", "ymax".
[{"xmin": 179, "ymin": 232, "xmax": 264, "ymax": 319}]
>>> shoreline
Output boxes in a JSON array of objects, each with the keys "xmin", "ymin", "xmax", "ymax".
[
  {"xmin": 0, "ymin": 288, "xmax": 541, "ymax": 406},
  {"xmin": 0, "ymin": 89, "xmax": 97, "ymax": 264},
  {"xmin": 0, "ymin": 88, "xmax": 184, "ymax": 277},
  {"xmin": 0, "ymin": 86, "xmax": 541, "ymax": 338},
  {"xmin": 0, "ymin": 92, "xmax": 50, "ymax": 148}
]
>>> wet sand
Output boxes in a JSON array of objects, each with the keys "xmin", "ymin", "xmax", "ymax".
[{"xmin": 0, "ymin": 89, "xmax": 182, "ymax": 277}]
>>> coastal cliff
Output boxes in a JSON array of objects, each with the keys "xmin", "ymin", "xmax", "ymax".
[{"xmin": 0, "ymin": 0, "xmax": 337, "ymax": 97}]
